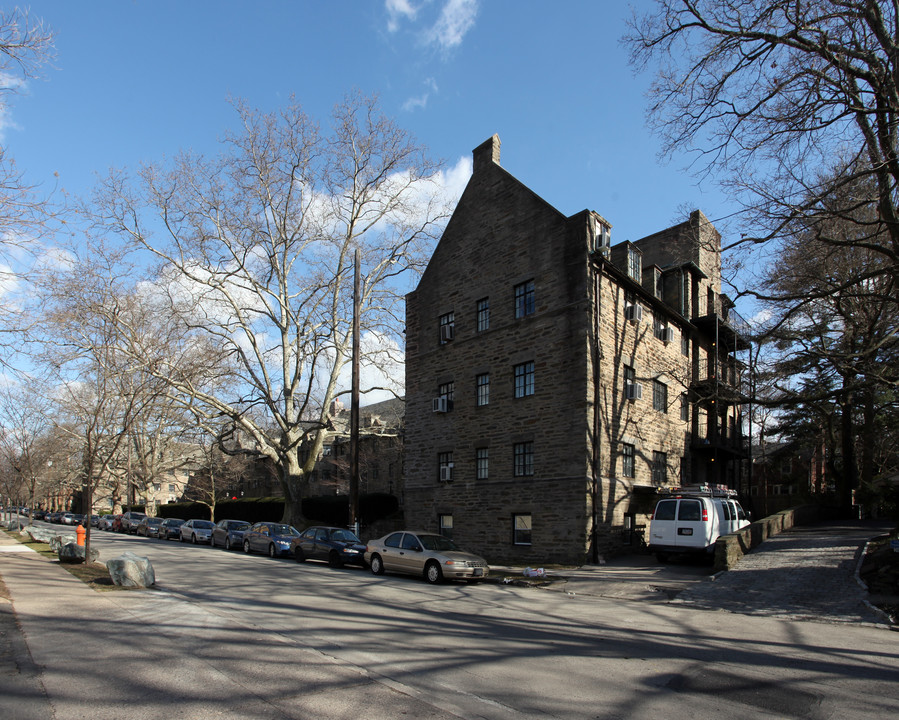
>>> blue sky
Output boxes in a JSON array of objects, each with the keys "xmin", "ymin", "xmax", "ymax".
[{"xmin": 8, "ymin": 0, "xmax": 734, "ymax": 252}]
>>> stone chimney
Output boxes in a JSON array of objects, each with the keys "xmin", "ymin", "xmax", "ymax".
[{"xmin": 472, "ymin": 134, "xmax": 501, "ymax": 173}]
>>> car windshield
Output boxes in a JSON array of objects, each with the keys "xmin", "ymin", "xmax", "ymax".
[
  {"xmin": 194, "ymin": 521, "xmax": 215, "ymax": 529},
  {"xmin": 331, "ymin": 530, "xmax": 361, "ymax": 543},
  {"xmin": 271, "ymin": 524, "xmax": 299, "ymax": 536},
  {"xmin": 418, "ymin": 534, "xmax": 460, "ymax": 552}
]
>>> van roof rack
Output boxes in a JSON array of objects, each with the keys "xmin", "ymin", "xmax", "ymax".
[{"xmin": 658, "ymin": 484, "xmax": 738, "ymax": 498}]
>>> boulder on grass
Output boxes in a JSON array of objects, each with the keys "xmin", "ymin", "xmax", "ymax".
[
  {"xmin": 24, "ymin": 526, "xmax": 55, "ymax": 543},
  {"xmin": 58, "ymin": 542, "xmax": 99, "ymax": 564},
  {"xmin": 49, "ymin": 534, "xmax": 77, "ymax": 552},
  {"xmin": 106, "ymin": 551, "xmax": 155, "ymax": 588}
]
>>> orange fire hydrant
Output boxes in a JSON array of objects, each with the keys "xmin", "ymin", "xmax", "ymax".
[{"xmin": 76, "ymin": 523, "xmax": 85, "ymax": 546}]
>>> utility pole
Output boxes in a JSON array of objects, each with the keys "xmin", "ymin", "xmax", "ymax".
[{"xmin": 348, "ymin": 248, "xmax": 361, "ymax": 536}]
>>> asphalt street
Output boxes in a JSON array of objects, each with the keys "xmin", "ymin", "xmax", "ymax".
[{"xmin": 0, "ymin": 519, "xmax": 897, "ymax": 719}]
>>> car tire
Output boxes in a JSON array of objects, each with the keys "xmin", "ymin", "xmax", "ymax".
[
  {"xmin": 370, "ymin": 554, "xmax": 384, "ymax": 575},
  {"xmin": 268, "ymin": 543, "xmax": 277, "ymax": 558},
  {"xmin": 295, "ymin": 547, "xmax": 306, "ymax": 563},
  {"xmin": 192, "ymin": 534, "xmax": 198, "ymax": 544},
  {"xmin": 243, "ymin": 539, "xmax": 251, "ymax": 554},
  {"xmin": 425, "ymin": 560, "xmax": 443, "ymax": 585},
  {"xmin": 224, "ymin": 537, "xmax": 231, "ymax": 550},
  {"xmin": 179, "ymin": 534, "xmax": 185, "ymax": 543},
  {"xmin": 328, "ymin": 550, "xmax": 343, "ymax": 569}
]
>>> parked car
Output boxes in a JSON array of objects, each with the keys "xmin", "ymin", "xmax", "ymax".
[
  {"xmin": 291, "ymin": 526, "xmax": 367, "ymax": 568},
  {"xmin": 180, "ymin": 519, "xmax": 215, "ymax": 544},
  {"xmin": 158, "ymin": 518, "xmax": 185, "ymax": 540},
  {"xmin": 88, "ymin": 515, "xmax": 100, "ymax": 527},
  {"xmin": 365, "ymin": 531, "xmax": 489, "ymax": 584},
  {"xmin": 60, "ymin": 512, "xmax": 76, "ymax": 525},
  {"xmin": 119, "ymin": 511, "xmax": 147, "ymax": 534},
  {"xmin": 67, "ymin": 513, "xmax": 85, "ymax": 526},
  {"xmin": 135, "ymin": 517, "xmax": 164, "ymax": 537},
  {"xmin": 47, "ymin": 512, "xmax": 63, "ymax": 524},
  {"xmin": 647, "ymin": 485, "xmax": 750, "ymax": 562},
  {"xmin": 211, "ymin": 519, "xmax": 250, "ymax": 550},
  {"xmin": 242, "ymin": 522, "xmax": 300, "ymax": 557},
  {"xmin": 97, "ymin": 514, "xmax": 117, "ymax": 531}
]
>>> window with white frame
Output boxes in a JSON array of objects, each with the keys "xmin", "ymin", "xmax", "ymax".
[
  {"xmin": 438, "ymin": 514, "xmax": 453, "ymax": 539},
  {"xmin": 627, "ymin": 247, "xmax": 641, "ymax": 281},
  {"xmin": 513, "ymin": 514, "xmax": 532, "ymax": 545}
]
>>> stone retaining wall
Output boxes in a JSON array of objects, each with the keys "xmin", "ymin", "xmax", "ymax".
[{"xmin": 714, "ymin": 505, "xmax": 821, "ymax": 572}]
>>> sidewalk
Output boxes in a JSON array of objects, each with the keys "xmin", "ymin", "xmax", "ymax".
[{"xmin": 0, "ymin": 531, "xmax": 462, "ymax": 720}]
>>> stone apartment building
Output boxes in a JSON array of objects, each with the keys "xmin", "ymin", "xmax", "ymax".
[{"xmin": 404, "ymin": 135, "xmax": 750, "ymax": 564}]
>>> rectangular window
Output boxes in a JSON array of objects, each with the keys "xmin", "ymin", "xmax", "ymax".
[
  {"xmin": 681, "ymin": 332, "xmax": 690, "ymax": 357},
  {"xmin": 438, "ymin": 451, "xmax": 454, "ymax": 482},
  {"xmin": 652, "ymin": 380, "xmax": 668, "ymax": 413},
  {"xmin": 653, "ymin": 313, "xmax": 666, "ymax": 340},
  {"xmin": 627, "ymin": 247, "xmax": 641, "ymax": 281},
  {"xmin": 513, "ymin": 442, "xmax": 534, "ymax": 477},
  {"xmin": 476, "ymin": 373, "xmax": 490, "ymax": 406},
  {"xmin": 438, "ymin": 312, "xmax": 454, "ymax": 343},
  {"xmin": 680, "ymin": 393, "xmax": 690, "ymax": 422},
  {"xmin": 438, "ymin": 514, "xmax": 453, "ymax": 539},
  {"xmin": 476, "ymin": 447, "xmax": 489, "ymax": 480},
  {"xmin": 438, "ymin": 381, "xmax": 454, "ymax": 411},
  {"xmin": 513, "ymin": 514, "xmax": 532, "ymax": 545},
  {"xmin": 652, "ymin": 451, "xmax": 668, "ymax": 485},
  {"xmin": 624, "ymin": 364, "xmax": 636, "ymax": 398},
  {"xmin": 477, "ymin": 298, "xmax": 490, "ymax": 332},
  {"xmin": 514, "ymin": 361, "xmax": 535, "ymax": 398},
  {"xmin": 514, "ymin": 280, "xmax": 535, "ymax": 318},
  {"xmin": 622, "ymin": 443, "xmax": 635, "ymax": 478}
]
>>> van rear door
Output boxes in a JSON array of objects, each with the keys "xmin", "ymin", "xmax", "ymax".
[{"xmin": 673, "ymin": 498, "xmax": 706, "ymax": 549}]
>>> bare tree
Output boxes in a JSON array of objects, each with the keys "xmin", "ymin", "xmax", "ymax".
[
  {"xmin": 625, "ymin": 1, "xmax": 899, "ymax": 298},
  {"xmin": 91, "ymin": 93, "xmax": 451, "ymax": 526},
  {"xmin": 0, "ymin": 381, "xmax": 55, "ymax": 523},
  {"xmin": 0, "ymin": 9, "xmax": 55, "ymax": 366}
]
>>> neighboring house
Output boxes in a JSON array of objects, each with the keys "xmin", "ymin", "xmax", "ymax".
[
  {"xmin": 306, "ymin": 398, "xmax": 405, "ymax": 500},
  {"xmin": 751, "ymin": 440, "xmax": 828, "ymax": 515},
  {"xmin": 404, "ymin": 135, "xmax": 751, "ymax": 564},
  {"xmin": 230, "ymin": 398, "xmax": 405, "ymax": 502}
]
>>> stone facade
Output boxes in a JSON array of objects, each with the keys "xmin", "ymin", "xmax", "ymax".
[{"xmin": 405, "ymin": 135, "xmax": 750, "ymax": 565}]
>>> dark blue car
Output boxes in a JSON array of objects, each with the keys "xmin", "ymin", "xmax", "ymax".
[
  {"xmin": 291, "ymin": 526, "xmax": 368, "ymax": 568},
  {"xmin": 211, "ymin": 519, "xmax": 250, "ymax": 550}
]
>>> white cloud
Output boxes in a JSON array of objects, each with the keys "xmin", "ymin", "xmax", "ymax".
[
  {"xmin": 402, "ymin": 77, "xmax": 438, "ymax": 112},
  {"xmin": 426, "ymin": 0, "xmax": 479, "ymax": 50},
  {"xmin": 386, "ymin": 0, "xmax": 419, "ymax": 33}
]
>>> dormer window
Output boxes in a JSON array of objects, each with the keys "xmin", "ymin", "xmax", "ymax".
[{"xmin": 627, "ymin": 247, "xmax": 642, "ymax": 282}]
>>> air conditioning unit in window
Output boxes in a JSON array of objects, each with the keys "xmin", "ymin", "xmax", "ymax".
[
  {"xmin": 661, "ymin": 327, "xmax": 675, "ymax": 343},
  {"xmin": 626, "ymin": 383, "xmax": 643, "ymax": 400},
  {"xmin": 440, "ymin": 324, "xmax": 454, "ymax": 342},
  {"xmin": 439, "ymin": 464, "xmax": 454, "ymax": 482},
  {"xmin": 432, "ymin": 397, "xmax": 448, "ymax": 413},
  {"xmin": 625, "ymin": 304, "xmax": 643, "ymax": 323}
]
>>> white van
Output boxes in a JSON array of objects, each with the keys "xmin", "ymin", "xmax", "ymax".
[{"xmin": 648, "ymin": 485, "xmax": 749, "ymax": 561}]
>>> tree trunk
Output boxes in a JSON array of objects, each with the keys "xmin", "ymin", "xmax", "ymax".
[
  {"xmin": 839, "ymin": 386, "xmax": 857, "ymax": 513},
  {"xmin": 279, "ymin": 451, "xmax": 308, "ymax": 528}
]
